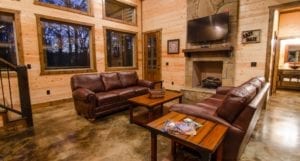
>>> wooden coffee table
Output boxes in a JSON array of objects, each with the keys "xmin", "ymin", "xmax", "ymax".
[
  {"xmin": 128, "ymin": 91, "xmax": 182, "ymax": 126},
  {"xmin": 146, "ymin": 111, "xmax": 228, "ymax": 161}
]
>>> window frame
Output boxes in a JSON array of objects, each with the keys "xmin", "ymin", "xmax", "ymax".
[
  {"xmin": 103, "ymin": 26, "xmax": 138, "ymax": 71},
  {"xmin": 34, "ymin": 0, "xmax": 93, "ymax": 16},
  {"xmin": 102, "ymin": 0, "xmax": 137, "ymax": 26},
  {"xmin": 0, "ymin": 8, "xmax": 24, "ymax": 66},
  {"xmin": 36, "ymin": 14, "xmax": 97, "ymax": 75}
]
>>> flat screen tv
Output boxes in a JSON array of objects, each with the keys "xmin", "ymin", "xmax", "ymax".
[{"xmin": 187, "ymin": 12, "xmax": 229, "ymax": 43}]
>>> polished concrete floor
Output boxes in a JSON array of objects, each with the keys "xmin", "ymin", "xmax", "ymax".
[{"xmin": 0, "ymin": 90, "xmax": 299, "ymax": 161}]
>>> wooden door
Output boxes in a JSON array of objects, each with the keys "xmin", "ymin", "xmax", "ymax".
[{"xmin": 143, "ymin": 30, "xmax": 161, "ymax": 82}]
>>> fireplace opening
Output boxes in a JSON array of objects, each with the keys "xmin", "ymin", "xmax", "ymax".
[{"xmin": 192, "ymin": 61, "xmax": 223, "ymax": 89}]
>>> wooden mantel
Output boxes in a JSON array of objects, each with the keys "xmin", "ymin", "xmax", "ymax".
[{"xmin": 183, "ymin": 46, "xmax": 233, "ymax": 57}]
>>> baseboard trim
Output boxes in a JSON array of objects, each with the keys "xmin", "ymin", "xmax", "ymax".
[{"xmin": 32, "ymin": 98, "xmax": 73, "ymax": 109}]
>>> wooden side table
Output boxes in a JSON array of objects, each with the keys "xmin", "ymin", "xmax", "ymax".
[{"xmin": 146, "ymin": 111, "xmax": 228, "ymax": 161}]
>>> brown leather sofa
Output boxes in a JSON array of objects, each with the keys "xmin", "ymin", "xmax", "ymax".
[
  {"xmin": 170, "ymin": 76, "xmax": 270, "ymax": 161},
  {"xmin": 71, "ymin": 71, "xmax": 154, "ymax": 121}
]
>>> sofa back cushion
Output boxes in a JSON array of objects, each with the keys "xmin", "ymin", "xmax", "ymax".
[
  {"xmin": 248, "ymin": 78, "xmax": 262, "ymax": 93},
  {"xmin": 256, "ymin": 76, "xmax": 265, "ymax": 85},
  {"xmin": 118, "ymin": 71, "xmax": 138, "ymax": 88},
  {"xmin": 230, "ymin": 84, "xmax": 257, "ymax": 103},
  {"xmin": 216, "ymin": 96, "xmax": 247, "ymax": 123},
  {"xmin": 101, "ymin": 73, "xmax": 122, "ymax": 91},
  {"xmin": 71, "ymin": 74, "xmax": 104, "ymax": 92}
]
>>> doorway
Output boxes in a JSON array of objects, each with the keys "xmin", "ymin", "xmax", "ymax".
[
  {"xmin": 143, "ymin": 30, "xmax": 162, "ymax": 82},
  {"xmin": 266, "ymin": 2, "xmax": 300, "ymax": 94}
]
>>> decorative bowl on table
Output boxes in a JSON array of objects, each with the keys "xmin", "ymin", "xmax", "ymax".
[
  {"xmin": 289, "ymin": 63, "xmax": 299, "ymax": 70},
  {"xmin": 148, "ymin": 87, "xmax": 165, "ymax": 98}
]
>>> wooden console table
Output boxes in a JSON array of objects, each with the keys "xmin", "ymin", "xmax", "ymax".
[
  {"xmin": 277, "ymin": 69, "xmax": 300, "ymax": 90},
  {"xmin": 146, "ymin": 111, "xmax": 228, "ymax": 161}
]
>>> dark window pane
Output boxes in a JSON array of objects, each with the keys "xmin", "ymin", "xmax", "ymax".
[
  {"xmin": 39, "ymin": 0, "xmax": 89, "ymax": 12},
  {"xmin": 105, "ymin": 0, "xmax": 136, "ymax": 24},
  {"xmin": 106, "ymin": 30, "xmax": 135, "ymax": 68},
  {"xmin": 0, "ymin": 13, "xmax": 18, "ymax": 66},
  {"xmin": 41, "ymin": 19, "xmax": 91, "ymax": 69}
]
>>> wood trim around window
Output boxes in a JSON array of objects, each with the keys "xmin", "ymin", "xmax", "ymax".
[
  {"xmin": 35, "ymin": 14, "xmax": 97, "ymax": 75},
  {"xmin": 103, "ymin": 26, "xmax": 138, "ymax": 71},
  {"xmin": 34, "ymin": 0, "xmax": 94, "ymax": 17},
  {"xmin": 0, "ymin": 8, "xmax": 24, "ymax": 66},
  {"xmin": 102, "ymin": 0, "xmax": 137, "ymax": 26}
]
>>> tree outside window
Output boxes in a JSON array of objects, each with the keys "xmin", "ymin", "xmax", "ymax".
[
  {"xmin": 106, "ymin": 29, "xmax": 136, "ymax": 69},
  {"xmin": 38, "ymin": 0, "xmax": 89, "ymax": 13},
  {"xmin": 40, "ymin": 19, "xmax": 91, "ymax": 69},
  {"xmin": 0, "ymin": 12, "xmax": 18, "ymax": 66}
]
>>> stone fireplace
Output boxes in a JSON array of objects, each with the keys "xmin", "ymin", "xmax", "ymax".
[
  {"xmin": 184, "ymin": 48, "xmax": 234, "ymax": 90},
  {"xmin": 192, "ymin": 61, "xmax": 223, "ymax": 88}
]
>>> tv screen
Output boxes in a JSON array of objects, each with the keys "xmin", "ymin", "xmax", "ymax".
[{"xmin": 187, "ymin": 12, "xmax": 229, "ymax": 43}]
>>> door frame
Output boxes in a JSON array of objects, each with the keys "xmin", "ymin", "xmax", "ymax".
[
  {"xmin": 142, "ymin": 29, "xmax": 162, "ymax": 80},
  {"xmin": 265, "ymin": 1, "xmax": 300, "ymax": 94}
]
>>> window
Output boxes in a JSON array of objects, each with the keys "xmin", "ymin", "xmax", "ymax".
[
  {"xmin": 36, "ymin": 0, "xmax": 91, "ymax": 14},
  {"xmin": 37, "ymin": 16, "xmax": 96, "ymax": 74},
  {"xmin": 105, "ymin": 28, "xmax": 137, "ymax": 70},
  {"xmin": 104, "ymin": 0, "xmax": 136, "ymax": 25},
  {"xmin": 0, "ymin": 12, "xmax": 19, "ymax": 66}
]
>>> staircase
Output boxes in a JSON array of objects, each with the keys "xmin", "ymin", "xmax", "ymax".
[{"xmin": 0, "ymin": 58, "xmax": 33, "ymax": 131}]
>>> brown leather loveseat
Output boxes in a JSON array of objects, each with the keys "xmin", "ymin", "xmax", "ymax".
[
  {"xmin": 71, "ymin": 71, "xmax": 154, "ymax": 121},
  {"xmin": 170, "ymin": 76, "xmax": 270, "ymax": 161}
]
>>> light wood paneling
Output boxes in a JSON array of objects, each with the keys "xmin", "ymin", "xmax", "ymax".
[
  {"xmin": 142, "ymin": 0, "xmax": 187, "ymax": 91},
  {"xmin": 236, "ymin": 0, "xmax": 300, "ymax": 86},
  {"xmin": 0, "ymin": 0, "xmax": 142, "ymax": 105}
]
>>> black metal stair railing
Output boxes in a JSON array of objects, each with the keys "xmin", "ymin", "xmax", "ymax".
[{"xmin": 0, "ymin": 58, "xmax": 33, "ymax": 127}]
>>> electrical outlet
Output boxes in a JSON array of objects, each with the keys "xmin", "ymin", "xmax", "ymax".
[
  {"xmin": 46, "ymin": 90, "xmax": 51, "ymax": 95},
  {"xmin": 251, "ymin": 62, "xmax": 257, "ymax": 67},
  {"xmin": 27, "ymin": 64, "xmax": 31, "ymax": 69}
]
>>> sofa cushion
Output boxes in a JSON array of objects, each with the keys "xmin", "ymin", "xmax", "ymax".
[
  {"xmin": 171, "ymin": 104, "xmax": 216, "ymax": 116},
  {"xmin": 256, "ymin": 76, "xmax": 265, "ymax": 85},
  {"xmin": 118, "ymin": 71, "xmax": 138, "ymax": 88},
  {"xmin": 111, "ymin": 88, "xmax": 136, "ymax": 99},
  {"xmin": 230, "ymin": 84, "xmax": 257, "ymax": 103},
  {"xmin": 71, "ymin": 74, "xmax": 104, "ymax": 92},
  {"xmin": 216, "ymin": 96, "xmax": 247, "ymax": 123},
  {"xmin": 95, "ymin": 92, "xmax": 120, "ymax": 106},
  {"xmin": 210, "ymin": 94, "xmax": 228, "ymax": 101},
  {"xmin": 101, "ymin": 73, "xmax": 122, "ymax": 91},
  {"xmin": 248, "ymin": 79, "xmax": 262, "ymax": 93},
  {"xmin": 127, "ymin": 86, "xmax": 149, "ymax": 95},
  {"xmin": 196, "ymin": 98, "xmax": 223, "ymax": 111}
]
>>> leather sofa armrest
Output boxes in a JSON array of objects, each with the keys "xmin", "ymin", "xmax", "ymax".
[
  {"xmin": 216, "ymin": 86, "xmax": 234, "ymax": 95},
  {"xmin": 170, "ymin": 103, "xmax": 232, "ymax": 127},
  {"xmin": 72, "ymin": 88, "xmax": 96, "ymax": 102},
  {"xmin": 138, "ymin": 80, "xmax": 154, "ymax": 89}
]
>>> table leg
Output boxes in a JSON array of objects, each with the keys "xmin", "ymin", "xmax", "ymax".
[
  {"xmin": 160, "ymin": 104, "xmax": 164, "ymax": 115},
  {"xmin": 201, "ymin": 152, "xmax": 212, "ymax": 161},
  {"xmin": 129, "ymin": 104, "xmax": 133, "ymax": 123},
  {"xmin": 149, "ymin": 108, "xmax": 154, "ymax": 121},
  {"xmin": 171, "ymin": 140, "xmax": 177, "ymax": 161},
  {"xmin": 179, "ymin": 96, "xmax": 182, "ymax": 103},
  {"xmin": 151, "ymin": 132, "xmax": 157, "ymax": 161},
  {"xmin": 216, "ymin": 143, "xmax": 223, "ymax": 161}
]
